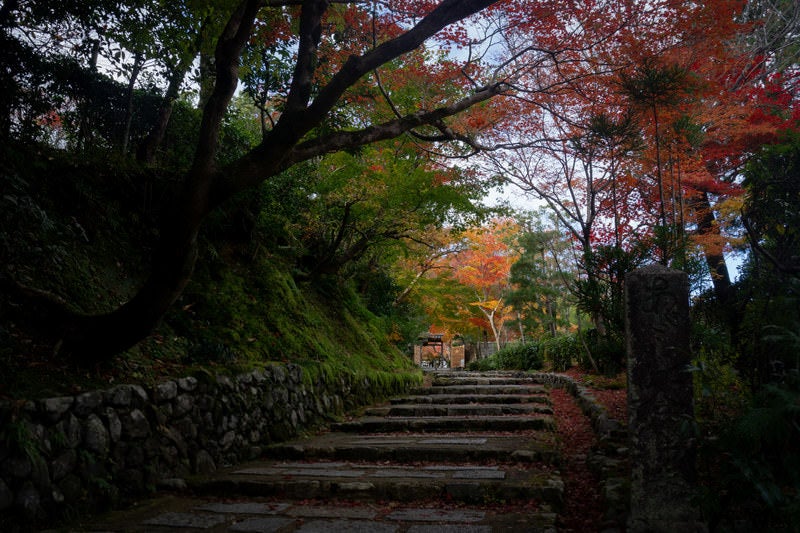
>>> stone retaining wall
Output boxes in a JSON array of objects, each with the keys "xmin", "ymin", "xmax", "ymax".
[
  {"xmin": 0, "ymin": 364, "xmax": 417, "ymax": 528},
  {"xmin": 531, "ymin": 372, "xmax": 624, "ymax": 437}
]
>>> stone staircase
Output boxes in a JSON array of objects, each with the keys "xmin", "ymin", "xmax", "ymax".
[{"xmin": 85, "ymin": 371, "xmax": 564, "ymax": 532}]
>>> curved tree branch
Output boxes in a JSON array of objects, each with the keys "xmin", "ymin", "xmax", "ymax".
[
  {"xmin": 274, "ymin": 0, "xmax": 499, "ymax": 140},
  {"xmin": 286, "ymin": 82, "xmax": 508, "ymax": 165},
  {"xmin": 284, "ymin": 0, "xmax": 328, "ymax": 114},
  {"xmin": 45, "ymin": 0, "xmax": 506, "ymax": 361},
  {"xmin": 192, "ymin": 0, "xmax": 262, "ymax": 176}
]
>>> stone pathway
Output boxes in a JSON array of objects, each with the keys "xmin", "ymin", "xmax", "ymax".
[{"xmin": 77, "ymin": 371, "xmax": 563, "ymax": 532}]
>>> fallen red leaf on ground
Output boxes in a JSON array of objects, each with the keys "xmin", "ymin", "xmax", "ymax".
[{"xmin": 550, "ymin": 386, "xmax": 605, "ymax": 532}]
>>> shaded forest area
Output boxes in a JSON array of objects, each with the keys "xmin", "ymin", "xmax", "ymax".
[{"xmin": 1, "ymin": 0, "xmax": 800, "ymax": 529}]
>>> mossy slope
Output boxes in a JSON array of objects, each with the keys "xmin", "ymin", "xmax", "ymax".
[{"xmin": 0, "ymin": 143, "xmax": 418, "ymax": 398}]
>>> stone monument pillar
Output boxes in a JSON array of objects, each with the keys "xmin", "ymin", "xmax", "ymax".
[{"xmin": 625, "ymin": 264, "xmax": 705, "ymax": 532}]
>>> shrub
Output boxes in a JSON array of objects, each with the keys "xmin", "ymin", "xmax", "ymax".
[
  {"xmin": 696, "ymin": 378, "xmax": 800, "ymax": 531},
  {"xmin": 501, "ymin": 342, "xmax": 544, "ymax": 370},
  {"xmin": 467, "ymin": 342, "xmax": 544, "ymax": 371},
  {"xmin": 467, "ymin": 356, "xmax": 498, "ymax": 372},
  {"xmin": 578, "ymin": 330, "xmax": 625, "ymax": 375},
  {"xmin": 540, "ymin": 335, "xmax": 579, "ymax": 372}
]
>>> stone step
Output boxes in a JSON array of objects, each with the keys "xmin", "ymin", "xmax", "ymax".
[
  {"xmin": 390, "ymin": 393, "xmax": 550, "ymax": 405},
  {"xmin": 262, "ymin": 432, "xmax": 559, "ymax": 464},
  {"xmin": 432, "ymin": 376, "xmax": 544, "ymax": 386},
  {"xmin": 439, "ymin": 370, "xmax": 536, "ymax": 378},
  {"xmin": 410, "ymin": 384, "xmax": 548, "ymax": 395},
  {"xmin": 86, "ymin": 496, "xmax": 560, "ymax": 532},
  {"xmin": 81, "ymin": 371, "xmax": 564, "ymax": 532},
  {"xmin": 331, "ymin": 414, "xmax": 555, "ymax": 433},
  {"xmin": 364, "ymin": 403, "xmax": 553, "ymax": 417},
  {"xmin": 191, "ymin": 460, "xmax": 564, "ymax": 509}
]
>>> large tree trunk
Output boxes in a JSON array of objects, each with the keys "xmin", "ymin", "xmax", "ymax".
[
  {"xmin": 198, "ymin": 50, "xmax": 216, "ymax": 111},
  {"xmin": 692, "ymin": 191, "xmax": 733, "ymax": 303},
  {"xmin": 58, "ymin": 0, "xmax": 262, "ymax": 361},
  {"xmin": 487, "ymin": 308, "xmax": 502, "ymax": 351},
  {"xmin": 50, "ymin": 0, "xmax": 501, "ymax": 362},
  {"xmin": 545, "ymin": 295, "xmax": 557, "ymax": 337},
  {"xmin": 61, "ymin": 212, "xmax": 201, "ymax": 361},
  {"xmin": 121, "ymin": 52, "xmax": 144, "ymax": 154}
]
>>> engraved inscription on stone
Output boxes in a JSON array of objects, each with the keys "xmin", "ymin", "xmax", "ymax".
[{"xmin": 625, "ymin": 265, "xmax": 703, "ymax": 533}]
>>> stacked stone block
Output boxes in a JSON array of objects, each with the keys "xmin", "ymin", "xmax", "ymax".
[{"xmin": 0, "ymin": 364, "xmax": 409, "ymax": 527}]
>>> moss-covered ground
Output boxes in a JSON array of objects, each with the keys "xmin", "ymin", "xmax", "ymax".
[{"xmin": 0, "ymin": 143, "xmax": 419, "ymax": 399}]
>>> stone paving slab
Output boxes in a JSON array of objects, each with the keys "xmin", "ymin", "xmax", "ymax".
[
  {"xmin": 293, "ymin": 519, "xmax": 398, "ymax": 533},
  {"xmin": 141, "ymin": 511, "xmax": 228, "ymax": 529},
  {"xmin": 194, "ymin": 502, "xmax": 291, "ymax": 514},
  {"xmin": 79, "ymin": 496, "xmax": 558, "ymax": 532},
  {"xmin": 417, "ymin": 437, "xmax": 488, "ymax": 444},
  {"xmin": 192, "ymin": 458, "xmax": 563, "ymax": 507},
  {"xmin": 261, "ymin": 431, "xmax": 558, "ymax": 463},
  {"xmin": 286, "ymin": 504, "xmax": 378, "ymax": 518},
  {"xmin": 228, "ymin": 516, "xmax": 295, "ymax": 532},
  {"xmin": 276, "ymin": 461, "xmax": 348, "ymax": 468},
  {"xmin": 453, "ymin": 470, "xmax": 506, "ymax": 480},
  {"xmin": 348, "ymin": 436, "xmax": 489, "ymax": 445},
  {"xmin": 432, "ymin": 377, "xmax": 546, "ymax": 386},
  {"xmin": 365, "ymin": 403, "xmax": 553, "ymax": 417},
  {"xmin": 407, "ymin": 526, "xmax": 491, "ymax": 533},
  {"xmin": 390, "ymin": 393, "xmax": 550, "ymax": 405},
  {"xmin": 409, "ymin": 384, "xmax": 547, "ymax": 395},
  {"xmin": 237, "ymin": 465, "xmax": 446, "ymax": 478},
  {"xmin": 385, "ymin": 508, "xmax": 486, "ymax": 522},
  {"xmin": 422, "ymin": 465, "xmax": 505, "ymax": 471},
  {"xmin": 76, "ymin": 371, "xmax": 561, "ymax": 532},
  {"xmin": 232, "ymin": 462, "xmax": 506, "ymax": 480},
  {"xmin": 331, "ymin": 414, "xmax": 555, "ymax": 432}
]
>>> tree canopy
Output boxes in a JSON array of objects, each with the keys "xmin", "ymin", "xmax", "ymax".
[{"xmin": 1, "ymin": 0, "xmax": 799, "ymax": 369}]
